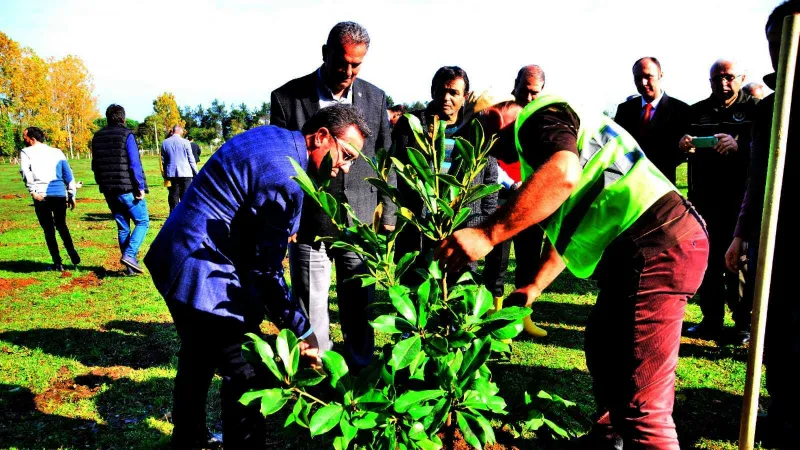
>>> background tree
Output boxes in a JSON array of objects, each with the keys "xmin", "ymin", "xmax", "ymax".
[
  {"xmin": 254, "ymin": 101, "xmax": 270, "ymax": 126},
  {"xmin": 207, "ymin": 99, "xmax": 228, "ymax": 140},
  {"xmin": 48, "ymin": 55, "xmax": 98, "ymax": 157},
  {"xmin": 152, "ymin": 92, "xmax": 184, "ymax": 137}
]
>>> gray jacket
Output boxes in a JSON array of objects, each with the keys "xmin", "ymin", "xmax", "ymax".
[{"xmin": 161, "ymin": 135, "xmax": 197, "ymax": 178}]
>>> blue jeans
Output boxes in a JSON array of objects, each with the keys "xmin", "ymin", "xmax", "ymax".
[{"xmin": 104, "ymin": 192, "xmax": 150, "ymax": 260}]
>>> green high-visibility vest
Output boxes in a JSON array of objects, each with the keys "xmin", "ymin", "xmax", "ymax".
[{"xmin": 515, "ymin": 94, "xmax": 677, "ymax": 278}]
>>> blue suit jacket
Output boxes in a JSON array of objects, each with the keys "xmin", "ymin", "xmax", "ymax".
[{"xmin": 144, "ymin": 126, "xmax": 310, "ymax": 335}]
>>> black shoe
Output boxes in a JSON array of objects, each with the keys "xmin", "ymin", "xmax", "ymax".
[
  {"xmin": 685, "ymin": 322, "xmax": 723, "ymax": 339},
  {"xmin": 120, "ymin": 255, "xmax": 143, "ymax": 274},
  {"xmin": 50, "ymin": 264, "xmax": 65, "ymax": 272},
  {"xmin": 70, "ymin": 254, "xmax": 81, "ymax": 266},
  {"xmin": 124, "ymin": 266, "xmax": 138, "ymax": 277}
]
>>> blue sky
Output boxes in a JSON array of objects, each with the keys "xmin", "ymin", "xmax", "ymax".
[{"xmin": 0, "ymin": 0, "xmax": 778, "ymax": 121}]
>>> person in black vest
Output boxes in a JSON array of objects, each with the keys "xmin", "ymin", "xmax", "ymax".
[
  {"xmin": 91, "ymin": 104, "xmax": 150, "ymax": 275},
  {"xmin": 188, "ymin": 137, "xmax": 201, "ymax": 163}
]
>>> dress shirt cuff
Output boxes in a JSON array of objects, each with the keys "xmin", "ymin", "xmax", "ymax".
[{"xmin": 298, "ymin": 328, "xmax": 314, "ymax": 340}]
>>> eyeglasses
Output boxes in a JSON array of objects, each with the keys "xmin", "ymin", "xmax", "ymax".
[
  {"xmin": 711, "ymin": 74, "xmax": 741, "ymax": 84},
  {"xmin": 333, "ymin": 136, "xmax": 359, "ymax": 162}
]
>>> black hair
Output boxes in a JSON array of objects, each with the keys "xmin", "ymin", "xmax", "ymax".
[
  {"xmin": 326, "ymin": 21, "xmax": 370, "ymax": 50},
  {"xmin": 24, "ymin": 127, "xmax": 45, "ymax": 143},
  {"xmin": 301, "ymin": 104, "xmax": 372, "ymax": 139},
  {"xmin": 768, "ymin": 1, "xmax": 800, "ymax": 32},
  {"xmin": 431, "ymin": 66, "xmax": 470, "ymax": 97},
  {"xmin": 633, "ymin": 57, "xmax": 662, "ymax": 73},
  {"xmin": 389, "ymin": 104, "xmax": 407, "ymax": 114},
  {"xmin": 106, "ymin": 104, "xmax": 126, "ymax": 126}
]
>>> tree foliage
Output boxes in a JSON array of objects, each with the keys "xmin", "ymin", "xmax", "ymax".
[
  {"xmin": 152, "ymin": 92, "xmax": 184, "ymax": 135},
  {"xmin": 0, "ymin": 31, "xmax": 98, "ymax": 157}
]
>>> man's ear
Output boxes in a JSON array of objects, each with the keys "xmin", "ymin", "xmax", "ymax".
[{"xmin": 314, "ymin": 127, "xmax": 331, "ymax": 147}]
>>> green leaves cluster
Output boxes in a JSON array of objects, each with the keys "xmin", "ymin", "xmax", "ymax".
[{"xmin": 244, "ymin": 116, "xmax": 579, "ymax": 448}]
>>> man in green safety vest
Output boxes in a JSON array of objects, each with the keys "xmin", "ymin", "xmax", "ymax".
[{"xmin": 436, "ymin": 95, "xmax": 709, "ymax": 449}]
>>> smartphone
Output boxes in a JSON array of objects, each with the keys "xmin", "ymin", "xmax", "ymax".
[{"xmin": 692, "ymin": 136, "xmax": 719, "ymax": 148}]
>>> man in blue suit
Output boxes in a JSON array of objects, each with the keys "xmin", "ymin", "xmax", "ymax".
[{"xmin": 144, "ymin": 104, "xmax": 370, "ymax": 448}]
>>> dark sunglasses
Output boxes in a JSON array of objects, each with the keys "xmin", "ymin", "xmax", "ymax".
[{"xmin": 333, "ymin": 136, "xmax": 359, "ymax": 162}]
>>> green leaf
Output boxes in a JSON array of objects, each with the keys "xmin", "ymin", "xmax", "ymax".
[
  {"xmin": 239, "ymin": 389, "xmax": 266, "ymax": 406},
  {"xmin": 455, "ymin": 411, "xmax": 482, "ymax": 449},
  {"xmin": 317, "ymin": 191, "xmax": 339, "ymax": 221},
  {"xmin": 309, "ymin": 403, "xmax": 344, "ymax": 437},
  {"xmin": 458, "ymin": 337, "xmax": 491, "ymax": 383},
  {"xmin": 423, "ymin": 397, "xmax": 451, "ymax": 434},
  {"xmin": 322, "ymin": 351, "xmax": 350, "ymax": 390},
  {"xmin": 524, "ymin": 409, "xmax": 545, "ymax": 430},
  {"xmin": 436, "ymin": 173, "xmax": 462, "ymax": 189},
  {"xmin": 489, "ymin": 338, "xmax": 511, "ymax": 353},
  {"xmin": 406, "ymin": 147, "xmax": 435, "ymax": 187},
  {"xmin": 435, "ymin": 198, "xmax": 454, "ymax": 219},
  {"xmin": 367, "ymin": 178, "xmax": 402, "ymax": 202},
  {"xmin": 408, "ymin": 421, "xmax": 427, "ymax": 441},
  {"xmin": 408, "ymin": 352, "xmax": 428, "ymax": 379},
  {"xmin": 390, "ymin": 335, "xmax": 422, "ymax": 370},
  {"xmin": 295, "ymin": 368, "xmax": 326, "ymax": 387},
  {"xmin": 407, "ymin": 404, "xmax": 434, "ymax": 421},
  {"xmin": 448, "ymin": 330, "xmax": 476, "ymax": 348},
  {"xmin": 426, "ymin": 335, "xmax": 448, "ymax": 356},
  {"xmin": 340, "ymin": 415, "xmax": 358, "ymax": 448},
  {"xmin": 427, "ymin": 259, "xmax": 442, "ymax": 280},
  {"xmin": 289, "ymin": 157, "xmax": 319, "ymax": 196},
  {"xmin": 473, "ymin": 287, "xmax": 493, "ymax": 318},
  {"xmin": 352, "ymin": 411, "xmax": 381, "ymax": 429},
  {"xmin": 260, "ymin": 388, "xmax": 291, "ymax": 416},
  {"xmin": 479, "ymin": 306, "xmax": 532, "ymax": 323},
  {"xmin": 395, "ymin": 251, "xmax": 419, "ymax": 280},
  {"xmin": 471, "ymin": 411, "xmax": 496, "ymax": 445},
  {"xmin": 244, "ymin": 333, "xmax": 283, "ymax": 381},
  {"xmin": 452, "ymin": 207, "xmax": 472, "ymax": 229},
  {"xmin": 524, "ymin": 391, "xmax": 533, "ymax": 406},
  {"xmin": 390, "ymin": 285, "xmax": 417, "ymax": 323},
  {"xmin": 463, "ymin": 184, "xmax": 503, "ymax": 206},
  {"xmin": 490, "ymin": 321, "xmax": 523, "ymax": 340},
  {"xmin": 416, "ymin": 438, "xmax": 443, "ymax": 450},
  {"xmin": 394, "ymin": 390, "xmax": 445, "ymax": 413},
  {"xmin": 293, "ymin": 396, "xmax": 311, "ymax": 428},
  {"xmin": 371, "ymin": 315, "xmax": 415, "ymax": 334},
  {"xmin": 544, "ymin": 418, "xmax": 571, "ymax": 439},
  {"xmin": 453, "ymin": 138, "xmax": 475, "ymax": 167},
  {"xmin": 356, "ymin": 389, "xmax": 391, "ymax": 407},
  {"xmin": 277, "ymin": 329, "xmax": 299, "ymax": 378}
]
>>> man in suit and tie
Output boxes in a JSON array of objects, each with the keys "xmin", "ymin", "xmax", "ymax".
[
  {"xmin": 615, "ymin": 57, "xmax": 690, "ymax": 184},
  {"xmin": 145, "ymin": 104, "xmax": 369, "ymax": 448},
  {"xmin": 270, "ymin": 21, "xmax": 396, "ymax": 369}
]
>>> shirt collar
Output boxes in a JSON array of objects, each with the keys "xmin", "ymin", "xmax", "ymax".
[
  {"xmin": 641, "ymin": 91, "xmax": 664, "ymax": 109},
  {"xmin": 316, "ymin": 67, "xmax": 353, "ymax": 105}
]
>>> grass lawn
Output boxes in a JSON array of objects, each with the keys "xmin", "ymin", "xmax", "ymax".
[{"xmin": 0, "ymin": 157, "xmax": 766, "ymax": 449}]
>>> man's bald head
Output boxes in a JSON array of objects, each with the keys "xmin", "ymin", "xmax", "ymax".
[
  {"xmin": 709, "ymin": 59, "xmax": 746, "ymax": 104},
  {"xmin": 513, "ymin": 65, "xmax": 546, "ymax": 106},
  {"xmin": 172, "ymin": 125, "xmax": 184, "ymax": 136}
]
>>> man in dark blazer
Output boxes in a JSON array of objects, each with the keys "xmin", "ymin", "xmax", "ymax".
[
  {"xmin": 144, "ymin": 104, "xmax": 370, "ymax": 448},
  {"xmin": 270, "ymin": 21, "xmax": 395, "ymax": 369},
  {"xmin": 615, "ymin": 57, "xmax": 690, "ymax": 184}
]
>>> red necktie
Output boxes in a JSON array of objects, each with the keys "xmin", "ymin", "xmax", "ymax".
[{"xmin": 642, "ymin": 103, "xmax": 653, "ymax": 127}]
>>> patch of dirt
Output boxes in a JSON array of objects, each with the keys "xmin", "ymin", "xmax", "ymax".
[
  {"xmin": 437, "ymin": 427, "xmax": 522, "ymax": 450},
  {"xmin": 1, "ymin": 194, "xmax": 23, "ymax": 200},
  {"xmin": 0, "ymin": 278, "xmax": 38, "ymax": 298},
  {"xmin": 87, "ymin": 366, "xmax": 134, "ymax": 381},
  {"xmin": 34, "ymin": 365, "xmax": 102, "ymax": 414},
  {"xmin": 0, "ymin": 220, "xmax": 12, "ymax": 233},
  {"xmin": 43, "ymin": 272, "xmax": 103, "ymax": 296}
]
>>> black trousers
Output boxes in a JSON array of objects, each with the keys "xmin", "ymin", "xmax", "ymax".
[
  {"xmin": 34, "ymin": 197, "xmax": 79, "ymax": 266},
  {"xmin": 168, "ymin": 177, "xmax": 192, "ymax": 213},
  {"xmin": 167, "ymin": 301, "xmax": 266, "ymax": 449}
]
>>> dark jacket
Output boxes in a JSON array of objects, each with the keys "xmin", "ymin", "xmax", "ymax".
[
  {"xmin": 270, "ymin": 71, "xmax": 396, "ymax": 244},
  {"xmin": 144, "ymin": 126, "xmax": 310, "ymax": 333},
  {"xmin": 615, "ymin": 93, "xmax": 690, "ymax": 184},
  {"xmin": 91, "ymin": 125, "xmax": 137, "ymax": 193}
]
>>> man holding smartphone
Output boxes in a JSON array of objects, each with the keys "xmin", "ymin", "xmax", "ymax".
[{"xmin": 680, "ymin": 59, "xmax": 759, "ymax": 344}]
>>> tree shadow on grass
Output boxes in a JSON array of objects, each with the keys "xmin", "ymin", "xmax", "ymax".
[
  {"xmin": 0, "ymin": 320, "xmax": 178, "ymax": 369},
  {"xmin": 0, "ymin": 259, "xmax": 106, "ymax": 274},
  {"xmin": 531, "ymin": 300, "xmax": 593, "ymax": 328}
]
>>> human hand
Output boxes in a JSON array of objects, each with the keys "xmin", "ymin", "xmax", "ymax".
[
  {"xmin": 135, "ymin": 190, "xmax": 145, "ymax": 200},
  {"xmin": 31, "ymin": 193, "xmax": 45, "ymax": 201},
  {"xmin": 298, "ymin": 332, "xmax": 322, "ymax": 370},
  {"xmin": 288, "ymin": 233, "xmax": 297, "ymax": 243},
  {"xmin": 679, "ymin": 135, "xmax": 695, "ymax": 154},
  {"xmin": 382, "ymin": 224, "xmax": 396, "ymax": 232},
  {"xmin": 67, "ymin": 197, "xmax": 76, "ymax": 211},
  {"xmin": 503, "ymin": 284, "xmax": 542, "ymax": 308},
  {"xmin": 714, "ymin": 134, "xmax": 738, "ymax": 155},
  {"xmin": 434, "ymin": 227, "xmax": 493, "ymax": 272},
  {"xmin": 725, "ymin": 237, "xmax": 746, "ymax": 273}
]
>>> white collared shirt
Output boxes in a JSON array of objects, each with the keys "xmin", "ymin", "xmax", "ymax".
[
  {"xmin": 641, "ymin": 92, "xmax": 664, "ymax": 117},
  {"xmin": 316, "ymin": 67, "xmax": 353, "ymax": 108}
]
